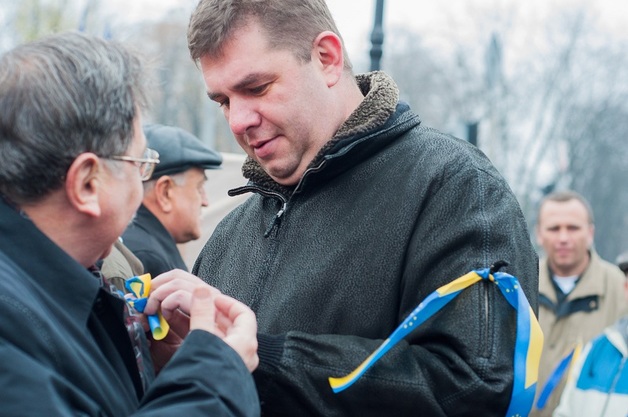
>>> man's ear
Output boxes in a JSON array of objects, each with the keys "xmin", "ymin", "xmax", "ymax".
[
  {"xmin": 312, "ymin": 31, "xmax": 344, "ymax": 87},
  {"xmin": 64, "ymin": 153, "xmax": 102, "ymax": 217},
  {"xmin": 154, "ymin": 176, "xmax": 175, "ymax": 213}
]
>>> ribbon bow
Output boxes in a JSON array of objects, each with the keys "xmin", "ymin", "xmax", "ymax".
[
  {"xmin": 124, "ymin": 273, "xmax": 170, "ymax": 340},
  {"xmin": 328, "ymin": 264, "xmax": 544, "ymax": 417}
]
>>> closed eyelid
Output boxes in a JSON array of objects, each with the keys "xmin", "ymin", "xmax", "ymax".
[{"xmin": 207, "ymin": 92, "xmax": 224, "ymax": 102}]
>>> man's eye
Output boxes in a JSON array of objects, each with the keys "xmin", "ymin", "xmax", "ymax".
[{"xmin": 250, "ymin": 84, "xmax": 268, "ymax": 95}]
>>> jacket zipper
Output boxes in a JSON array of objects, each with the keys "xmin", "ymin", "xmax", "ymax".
[
  {"xmin": 600, "ymin": 356, "xmax": 626, "ymax": 417},
  {"xmin": 264, "ymin": 201, "xmax": 287, "ymax": 238}
]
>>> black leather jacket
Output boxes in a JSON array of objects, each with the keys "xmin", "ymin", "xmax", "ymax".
[{"xmin": 194, "ymin": 71, "xmax": 538, "ymax": 417}]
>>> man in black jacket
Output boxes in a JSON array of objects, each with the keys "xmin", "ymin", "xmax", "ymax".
[
  {"xmin": 122, "ymin": 124, "xmax": 222, "ymax": 277},
  {"xmin": 188, "ymin": 1, "xmax": 539, "ymax": 416},
  {"xmin": 0, "ymin": 31, "xmax": 259, "ymax": 416}
]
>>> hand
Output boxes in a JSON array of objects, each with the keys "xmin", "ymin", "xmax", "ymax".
[
  {"xmin": 194, "ymin": 288, "xmax": 259, "ymax": 372},
  {"xmin": 145, "ymin": 270, "xmax": 259, "ymax": 372}
]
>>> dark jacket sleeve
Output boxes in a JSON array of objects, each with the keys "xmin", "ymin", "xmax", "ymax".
[
  {"xmin": 251, "ymin": 163, "xmax": 538, "ymax": 416},
  {"xmin": 0, "ymin": 331, "xmax": 260, "ymax": 417},
  {"xmin": 138, "ymin": 330, "xmax": 260, "ymax": 417}
]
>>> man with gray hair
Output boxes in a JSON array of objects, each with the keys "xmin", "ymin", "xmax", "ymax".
[
  {"xmin": 188, "ymin": 0, "xmax": 539, "ymax": 415},
  {"xmin": 122, "ymin": 123, "xmax": 222, "ymax": 277},
  {"xmin": 0, "ymin": 31, "xmax": 259, "ymax": 416}
]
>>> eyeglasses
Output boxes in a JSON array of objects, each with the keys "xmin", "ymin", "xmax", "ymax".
[{"xmin": 107, "ymin": 148, "xmax": 160, "ymax": 181}]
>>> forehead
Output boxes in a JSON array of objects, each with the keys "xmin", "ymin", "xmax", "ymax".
[
  {"xmin": 200, "ymin": 21, "xmax": 292, "ymax": 89},
  {"xmin": 539, "ymin": 199, "xmax": 590, "ymax": 225}
]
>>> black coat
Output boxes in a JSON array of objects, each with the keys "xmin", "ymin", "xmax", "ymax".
[
  {"xmin": 123, "ymin": 204, "xmax": 188, "ymax": 277},
  {"xmin": 0, "ymin": 197, "xmax": 259, "ymax": 416},
  {"xmin": 193, "ymin": 72, "xmax": 539, "ymax": 417}
]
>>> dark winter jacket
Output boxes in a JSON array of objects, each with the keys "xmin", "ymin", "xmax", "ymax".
[
  {"xmin": 0, "ymin": 197, "xmax": 259, "ymax": 416},
  {"xmin": 193, "ymin": 71, "xmax": 539, "ymax": 417},
  {"xmin": 123, "ymin": 204, "xmax": 188, "ymax": 277}
]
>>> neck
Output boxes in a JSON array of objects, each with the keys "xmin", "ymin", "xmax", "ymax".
[{"xmin": 20, "ymin": 193, "xmax": 105, "ymax": 267}]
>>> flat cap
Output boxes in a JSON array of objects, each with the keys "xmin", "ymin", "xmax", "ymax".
[{"xmin": 144, "ymin": 124, "xmax": 222, "ymax": 179}]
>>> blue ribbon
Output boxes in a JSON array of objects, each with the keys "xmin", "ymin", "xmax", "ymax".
[
  {"xmin": 328, "ymin": 267, "xmax": 544, "ymax": 417},
  {"xmin": 535, "ymin": 343, "xmax": 581, "ymax": 410}
]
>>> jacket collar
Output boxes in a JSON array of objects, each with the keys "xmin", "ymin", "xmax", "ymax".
[
  {"xmin": 607, "ymin": 315, "xmax": 628, "ymax": 356},
  {"xmin": 130, "ymin": 204, "xmax": 185, "ymax": 265},
  {"xmin": 0, "ymin": 196, "xmax": 100, "ymax": 324},
  {"xmin": 133, "ymin": 204, "xmax": 175, "ymax": 243},
  {"xmin": 539, "ymin": 251, "xmax": 608, "ymax": 302}
]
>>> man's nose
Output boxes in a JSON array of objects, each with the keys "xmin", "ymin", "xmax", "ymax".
[
  {"xmin": 557, "ymin": 228, "xmax": 570, "ymax": 240},
  {"xmin": 200, "ymin": 187, "xmax": 209, "ymax": 207},
  {"xmin": 228, "ymin": 98, "xmax": 261, "ymax": 136}
]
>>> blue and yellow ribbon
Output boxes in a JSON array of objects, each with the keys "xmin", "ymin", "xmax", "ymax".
[
  {"xmin": 124, "ymin": 273, "xmax": 170, "ymax": 340},
  {"xmin": 328, "ymin": 267, "xmax": 544, "ymax": 417},
  {"xmin": 535, "ymin": 342, "xmax": 582, "ymax": 410}
]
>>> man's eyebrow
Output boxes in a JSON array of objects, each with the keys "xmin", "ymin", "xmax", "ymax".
[
  {"xmin": 235, "ymin": 72, "xmax": 271, "ymax": 89},
  {"xmin": 207, "ymin": 72, "xmax": 272, "ymax": 101}
]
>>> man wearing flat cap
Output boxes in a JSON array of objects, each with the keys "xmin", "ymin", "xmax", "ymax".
[{"xmin": 122, "ymin": 124, "xmax": 222, "ymax": 277}]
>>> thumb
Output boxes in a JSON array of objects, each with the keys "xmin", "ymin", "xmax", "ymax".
[{"xmin": 189, "ymin": 286, "xmax": 216, "ymax": 334}]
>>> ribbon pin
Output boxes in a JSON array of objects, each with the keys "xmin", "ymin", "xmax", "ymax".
[{"xmin": 124, "ymin": 273, "xmax": 170, "ymax": 340}]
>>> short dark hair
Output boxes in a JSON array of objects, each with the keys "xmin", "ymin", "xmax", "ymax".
[
  {"xmin": 187, "ymin": 0, "xmax": 352, "ymax": 70},
  {"xmin": 0, "ymin": 31, "xmax": 149, "ymax": 204},
  {"xmin": 537, "ymin": 190, "xmax": 595, "ymax": 225}
]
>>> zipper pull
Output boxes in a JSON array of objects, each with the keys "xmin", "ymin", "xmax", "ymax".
[{"xmin": 264, "ymin": 202, "xmax": 287, "ymax": 238}]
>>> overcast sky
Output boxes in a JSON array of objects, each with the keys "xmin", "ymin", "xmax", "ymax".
[
  {"xmin": 103, "ymin": 0, "xmax": 628, "ymax": 71},
  {"xmin": 103, "ymin": 0, "xmax": 628, "ymax": 72},
  {"xmin": 328, "ymin": 0, "xmax": 627, "ymax": 59}
]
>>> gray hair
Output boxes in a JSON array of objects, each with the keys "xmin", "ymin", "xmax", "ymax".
[
  {"xmin": 187, "ymin": 0, "xmax": 352, "ymax": 71},
  {"xmin": 142, "ymin": 171, "xmax": 188, "ymax": 193},
  {"xmin": 0, "ymin": 31, "xmax": 149, "ymax": 204}
]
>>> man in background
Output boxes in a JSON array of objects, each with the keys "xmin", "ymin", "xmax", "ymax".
[
  {"xmin": 532, "ymin": 190, "xmax": 626, "ymax": 416},
  {"xmin": 123, "ymin": 124, "xmax": 222, "ymax": 277}
]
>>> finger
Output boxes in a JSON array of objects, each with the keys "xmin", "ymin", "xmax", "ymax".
[
  {"xmin": 212, "ymin": 310, "xmax": 231, "ymax": 339},
  {"xmin": 165, "ymin": 308, "xmax": 191, "ymax": 338},
  {"xmin": 151, "ymin": 270, "xmax": 222, "ymax": 294},
  {"xmin": 158, "ymin": 290, "xmax": 193, "ymax": 319},
  {"xmin": 150, "ymin": 269, "xmax": 193, "ymax": 289},
  {"xmin": 189, "ymin": 286, "xmax": 217, "ymax": 334},
  {"xmin": 145, "ymin": 278, "xmax": 221, "ymax": 315},
  {"xmin": 215, "ymin": 294, "xmax": 257, "ymax": 332}
]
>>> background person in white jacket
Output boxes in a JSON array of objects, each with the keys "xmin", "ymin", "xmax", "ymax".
[{"xmin": 553, "ymin": 274, "xmax": 628, "ymax": 417}]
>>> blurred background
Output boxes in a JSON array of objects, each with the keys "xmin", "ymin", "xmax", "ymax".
[{"xmin": 1, "ymin": 0, "xmax": 627, "ymax": 266}]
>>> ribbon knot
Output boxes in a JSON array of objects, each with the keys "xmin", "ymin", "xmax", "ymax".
[{"xmin": 124, "ymin": 273, "xmax": 170, "ymax": 340}]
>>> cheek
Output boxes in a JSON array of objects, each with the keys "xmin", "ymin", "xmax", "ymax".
[
  {"xmin": 235, "ymin": 134, "xmax": 253, "ymax": 152},
  {"xmin": 131, "ymin": 182, "xmax": 144, "ymax": 210}
]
